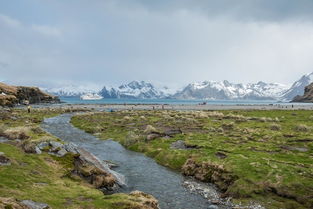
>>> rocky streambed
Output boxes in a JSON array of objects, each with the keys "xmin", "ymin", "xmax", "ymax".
[{"xmin": 41, "ymin": 114, "xmax": 227, "ymax": 209}]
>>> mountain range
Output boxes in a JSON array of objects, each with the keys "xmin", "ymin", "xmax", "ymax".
[{"xmin": 44, "ymin": 73, "xmax": 313, "ymax": 101}]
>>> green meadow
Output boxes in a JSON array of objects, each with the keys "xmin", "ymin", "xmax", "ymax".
[{"xmin": 72, "ymin": 110, "xmax": 313, "ymax": 209}]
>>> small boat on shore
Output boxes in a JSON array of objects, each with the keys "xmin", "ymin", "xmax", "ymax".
[{"xmin": 80, "ymin": 93, "xmax": 103, "ymax": 100}]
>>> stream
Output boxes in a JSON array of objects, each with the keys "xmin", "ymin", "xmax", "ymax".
[{"xmin": 41, "ymin": 114, "xmax": 223, "ymax": 209}]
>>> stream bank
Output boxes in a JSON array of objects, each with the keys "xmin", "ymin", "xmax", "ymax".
[{"xmin": 41, "ymin": 114, "xmax": 224, "ymax": 209}]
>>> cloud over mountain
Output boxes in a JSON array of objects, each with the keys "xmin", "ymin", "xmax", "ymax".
[{"xmin": 1, "ymin": 1, "xmax": 313, "ymax": 88}]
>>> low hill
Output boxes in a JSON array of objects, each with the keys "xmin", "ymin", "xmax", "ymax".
[{"xmin": 0, "ymin": 82, "xmax": 59, "ymax": 106}]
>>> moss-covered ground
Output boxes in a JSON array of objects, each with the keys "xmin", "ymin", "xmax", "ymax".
[
  {"xmin": 71, "ymin": 110, "xmax": 313, "ymax": 209},
  {"xmin": 0, "ymin": 108, "xmax": 157, "ymax": 209}
]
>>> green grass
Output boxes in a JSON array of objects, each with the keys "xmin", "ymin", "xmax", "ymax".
[
  {"xmin": 0, "ymin": 109, "xmax": 158, "ymax": 209},
  {"xmin": 0, "ymin": 143, "xmax": 151, "ymax": 208},
  {"xmin": 72, "ymin": 110, "xmax": 313, "ymax": 209}
]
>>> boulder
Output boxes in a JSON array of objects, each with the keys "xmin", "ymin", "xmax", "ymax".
[
  {"xmin": 49, "ymin": 141, "xmax": 63, "ymax": 151},
  {"xmin": 36, "ymin": 141, "xmax": 79, "ymax": 157},
  {"xmin": 170, "ymin": 140, "xmax": 200, "ymax": 150},
  {"xmin": 20, "ymin": 200, "xmax": 50, "ymax": 209},
  {"xmin": 56, "ymin": 148, "xmax": 68, "ymax": 157},
  {"xmin": 170, "ymin": 140, "xmax": 187, "ymax": 149},
  {"xmin": 37, "ymin": 142, "xmax": 49, "ymax": 150},
  {"xmin": 64, "ymin": 142, "xmax": 78, "ymax": 154}
]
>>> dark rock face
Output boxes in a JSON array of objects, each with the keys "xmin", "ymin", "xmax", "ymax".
[
  {"xmin": 16, "ymin": 86, "xmax": 59, "ymax": 104},
  {"xmin": 0, "ymin": 82, "xmax": 59, "ymax": 107},
  {"xmin": 292, "ymin": 83, "xmax": 313, "ymax": 103}
]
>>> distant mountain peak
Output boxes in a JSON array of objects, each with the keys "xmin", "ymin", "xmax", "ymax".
[
  {"xmin": 174, "ymin": 80, "xmax": 288, "ymax": 100},
  {"xmin": 280, "ymin": 72, "xmax": 313, "ymax": 101},
  {"xmin": 43, "ymin": 72, "xmax": 313, "ymax": 101},
  {"xmin": 100, "ymin": 80, "xmax": 165, "ymax": 99}
]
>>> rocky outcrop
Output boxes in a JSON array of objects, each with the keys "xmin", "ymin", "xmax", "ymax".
[
  {"xmin": 0, "ymin": 82, "xmax": 59, "ymax": 107},
  {"xmin": 0, "ymin": 94, "xmax": 17, "ymax": 107},
  {"xmin": 292, "ymin": 83, "xmax": 313, "ymax": 102},
  {"xmin": 72, "ymin": 147, "xmax": 125, "ymax": 192}
]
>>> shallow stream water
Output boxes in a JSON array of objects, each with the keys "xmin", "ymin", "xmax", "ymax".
[{"xmin": 41, "ymin": 114, "xmax": 223, "ymax": 209}]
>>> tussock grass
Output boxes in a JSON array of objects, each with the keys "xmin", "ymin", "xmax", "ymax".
[
  {"xmin": 269, "ymin": 123, "xmax": 281, "ymax": 131},
  {"xmin": 123, "ymin": 131, "xmax": 140, "ymax": 147},
  {"xmin": 225, "ymin": 113, "xmax": 248, "ymax": 121},
  {"xmin": 123, "ymin": 116, "xmax": 131, "ymax": 120},
  {"xmin": 221, "ymin": 122, "xmax": 235, "ymax": 130},
  {"xmin": 207, "ymin": 111, "xmax": 224, "ymax": 118},
  {"xmin": 3, "ymin": 126, "xmax": 31, "ymax": 140},
  {"xmin": 0, "ymin": 124, "xmax": 8, "ymax": 136},
  {"xmin": 144, "ymin": 125, "xmax": 157, "ymax": 134},
  {"xmin": 295, "ymin": 124, "xmax": 310, "ymax": 132}
]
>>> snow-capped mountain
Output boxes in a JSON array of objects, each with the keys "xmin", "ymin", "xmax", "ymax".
[
  {"xmin": 99, "ymin": 81, "xmax": 170, "ymax": 99},
  {"xmin": 41, "ymin": 72, "xmax": 313, "ymax": 101},
  {"xmin": 43, "ymin": 85, "xmax": 99, "ymax": 97},
  {"xmin": 173, "ymin": 80, "xmax": 288, "ymax": 100},
  {"xmin": 280, "ymin": 73, "xmax": 313, "ymax": 101}
]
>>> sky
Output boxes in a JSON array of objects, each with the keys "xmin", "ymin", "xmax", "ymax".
[{"xmin": 1, "ymin": 0, "xmax": 313, "ymax": 89}]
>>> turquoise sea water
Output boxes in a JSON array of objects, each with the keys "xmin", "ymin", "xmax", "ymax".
[{"xmin": 58, "ymin": 96, "xmax": 302, "ymax": 105}]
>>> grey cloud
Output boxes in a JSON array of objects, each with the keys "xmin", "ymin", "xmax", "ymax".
[
  {"xmin": 0, "ymin": 62, "xmax": 9, "ymax": 69},
  {"xmin": 112, "ymin": 0, "xmax": 313, "ymax": 22},
  {"xmin": 1, "ymin": 0, "xmax": 313, "ymax": 88}
]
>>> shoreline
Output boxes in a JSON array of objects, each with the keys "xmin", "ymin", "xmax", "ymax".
[{"xmin": 26, "ymin": 103, "xmax": 313, "ymax": 111}]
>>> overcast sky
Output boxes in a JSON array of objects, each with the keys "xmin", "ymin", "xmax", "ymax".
[{"xmin": 1, "ymin": 0, "xmax": 313, "ymax": 89}]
